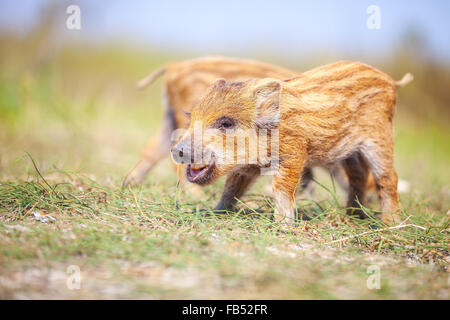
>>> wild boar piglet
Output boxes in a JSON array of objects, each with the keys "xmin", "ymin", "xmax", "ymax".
[{"xmin": 171, "ymin": 61, "xmax": 413, "ymax": 225}]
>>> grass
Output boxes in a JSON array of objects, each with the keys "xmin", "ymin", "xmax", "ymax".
[{"xmin": 0, "ymin": 33, "xmax": 449, "ymax": 299}]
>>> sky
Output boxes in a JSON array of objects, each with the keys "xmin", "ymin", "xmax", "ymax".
[{"xmin": 0, "ymin": 0, "xmax": 449, "ymax": 60}]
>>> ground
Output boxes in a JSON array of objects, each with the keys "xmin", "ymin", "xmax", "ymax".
[{"xmin": 0, "ymin": 41, "xmax": 448, "ymax": 299}]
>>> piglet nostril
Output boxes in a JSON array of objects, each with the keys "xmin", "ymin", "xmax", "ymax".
[{"xmin": 178, "ymin": 149, "xmax": 184, "ymax": 158}]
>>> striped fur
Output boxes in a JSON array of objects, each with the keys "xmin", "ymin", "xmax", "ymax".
[
  {"xmin": 177, "ymin": 61, "xmax": 412, "ymax": 225},
  {"xmin": 125, "ymin": 56, "xmax": 378, "ymax": 197},
  {"xmin": 123, "ymin": 56, "xmax": 298, "ymax": 189}
]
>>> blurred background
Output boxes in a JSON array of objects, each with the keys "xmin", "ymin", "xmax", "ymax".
[{"xmin": 0, "ymin": 0, "xmax": 449, "ymax": 210}]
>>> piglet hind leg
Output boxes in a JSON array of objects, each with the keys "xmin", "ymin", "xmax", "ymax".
[
  {"xmin": 374, "ymin": 169, "xmax": 400, "ymax": 224},
  {"xmin": 342, "ymin": 152, "xmax": 370, "ymax": 219},
  {"xmin": 360, "ymin": 142, "xmax": 401, "ymax": 224}
]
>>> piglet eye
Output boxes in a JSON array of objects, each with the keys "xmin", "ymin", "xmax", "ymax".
[
  {"xmin": 216, "ymin": 117, "xmax": 235, "ymax": 130},
  {"xmin": 221, "ymin": 120, "xmax": 233, "ymax": 128}
]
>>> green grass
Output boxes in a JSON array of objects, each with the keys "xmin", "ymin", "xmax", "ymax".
[{"xmin": 0, "ymin": 35, "xmax": 448, "ymax": 299}]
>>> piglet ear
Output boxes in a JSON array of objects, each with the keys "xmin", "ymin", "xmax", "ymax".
[
  {"xmin": 253, "ymin": 79, "xmax": 281, "ymax": 129},
  {"xmin": 212, "ymin": 78, "xmax": 226, "ymax": 88}
]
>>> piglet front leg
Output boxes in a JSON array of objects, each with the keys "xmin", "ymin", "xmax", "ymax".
[{"xmin": 271, "ymin": 156, "xmax": 305, "ymax": 228}]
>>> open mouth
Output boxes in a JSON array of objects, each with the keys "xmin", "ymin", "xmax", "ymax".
[{"xmin": 186, "ymin": 159, "xmax": 215, "ymax": 184}]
